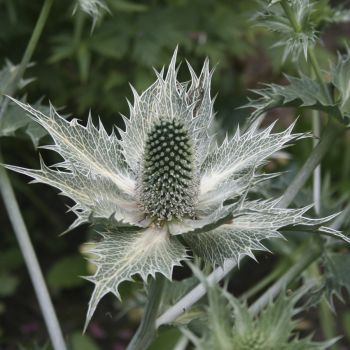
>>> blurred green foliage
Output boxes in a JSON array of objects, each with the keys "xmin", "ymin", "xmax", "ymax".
[{"xmin": 0, "ymin": 0, "xmax": 262, "ymax": 125}]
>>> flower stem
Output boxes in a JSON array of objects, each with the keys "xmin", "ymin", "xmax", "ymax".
[
  {"xmin": 319, "ymin": 296, "xmax": 339, "ymax": 349},
  {"xmin": 309, "ymin": 262, "xmax": 339, "ymax": 349},
  {"xmin": 280, "ymin": 0, "xmax": 332, "ymax": 102},
  {"xmin": 249, "ymin": 208, "xmax": 346, "ymax": 317},
  {"xmin": 280, "ymin": 0, "xmax": 301, "ymax": 33},
  {"xmin": 0, "ymin": 153, "xmax": 67, "ymax": 350},
  {"xmin": 0, "ymin": 0, "xmax": 54, "ymax": 121},
  {"xmin": 312, "ymin": 110, "xmax": 322, "ymax": 214},
  {"xmin": 156, "ymin": 259, "xmax": 238, "ymax": 327},
  {"xmin": 249, "ymin": 238, "xmax": 323, "ymax": 316},
  {"xmin": 0, "ymin": 1, "xmax": 66, "ymax": 348},
  {"xmin": 280, "ymin": 4, "xmax": 339, "ymax": 344},
  {"xmin": 127, "ymin": 275, "xmax": 166, "ymax": 350},
  {"xmin": 278, "ymin": 119, "xmax": 342, "ymax": 209},
  {"xmin": 239, "ymin": 259, "xmax": 290, "ymax": 301}
]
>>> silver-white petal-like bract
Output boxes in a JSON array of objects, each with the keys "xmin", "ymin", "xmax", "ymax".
[{"xmin": 83, "ymin": 226, "xmax": 187, "ymax": 330}]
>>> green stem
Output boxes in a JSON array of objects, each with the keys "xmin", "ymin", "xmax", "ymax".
[
  {"xmin": 249, "ymin": 238, "xmax": 323, "ymax": 316},
  {"xmin": 280, "ymin": 0, "xmax": 301, "ymax": 33},
  {"xmin": 0, "ymin": 0, "xmax": 54, "ymax": 121},
  {"xmin": 308, "ymin": 48, "xmax": 333, "ymax": 103},
  {"xmin": 312, "ymin": 110, "xmax": 322, "ymax": 214},
  {"xmin": 280, "ymin": 0, "xmax": 332, "ymax": 102},
  {"xmin": 127, "ymin": 275, "xmax": 166, "ymax": 350},
  {"xmin": 240, "ymin": 260, "xmax": 290, "ymax": 301},
  {"xmin": 309, "ymin": 263, "xmax": 339, "ymax": 349},
  {"xmin": 249, "ymin": 199, "xmax": 347, "ymax": 318},
  {"xmin": 0, "ymin": 1, "xmax": 66, "ymax": 348},
  {"xmin": 156, "ymin": 259, "xmax": 238, "ymax": 327},
  {"xmin": 342, "ymin": 130, "xmax": 350, "ymax": 181},
  {"xmin": 0, "ymin": 153, "xmax": 66, "ymax": 350},
  {"xmin": 280, "ymin": 5, "xmax": 339, "ymax": 343},
  {"xmin": 278, "ymin": 119, "xmax": 342, "ymax": 209},
  {"xmin": 73, "ymin": 9, "xmax": 86, "ymax": 46},
  {"xmin": 319, "ymin": 297, "xmax": 338, "ymax": 349},
  {"xmin": 308, "ymin": 49, "xmax": 325, "ymax": 88}
]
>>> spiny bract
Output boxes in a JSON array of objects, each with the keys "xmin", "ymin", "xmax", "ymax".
[
  {"xmin": 6, "ymin": 49, "xmax": 347, "ymax": 329},
  {"xmin": 184, "ymin": 283, "xmax": 339, "ymax": 350}
]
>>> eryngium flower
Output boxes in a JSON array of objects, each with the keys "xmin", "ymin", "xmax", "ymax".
[{"xmin": 6, "ymin": 49, "xmax": 346, "ymax": 328}]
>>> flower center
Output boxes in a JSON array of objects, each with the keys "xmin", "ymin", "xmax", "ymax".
[{"xmin": 138, "ymin": 119, "xmax": 196, "ymax": 221}]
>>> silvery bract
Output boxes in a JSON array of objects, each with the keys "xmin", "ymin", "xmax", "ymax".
[{"xmin": 6, "ymin": 49, "xmax": 346, "ymax": 328}]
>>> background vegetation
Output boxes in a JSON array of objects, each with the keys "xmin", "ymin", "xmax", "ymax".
[{"xmin": 1, "ymin": 0, "xmax": 350, "ymax": 349}]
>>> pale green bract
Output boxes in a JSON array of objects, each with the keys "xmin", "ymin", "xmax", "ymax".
[
  {"xmin": 6, "ymin": 49, "xmax": 348, "ymax": 329},
  {"xmin": 182, "ymin": 281, "xmax": 339, "ymax": 350}
]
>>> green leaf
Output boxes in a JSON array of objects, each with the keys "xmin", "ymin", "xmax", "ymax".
[
  {"xmin": 77, "ymin": 42, "xmax": 91, "ymax": 82},
  {"xmin": 342, "ymin": 311, "xmax": 350, "ymax": 341},
  {"xmin": 0, "ymin": 248, "xmax": 22, "ymax": 270},
  {"xmin": 324, "ymin": 252, "xmax": 350, "ymax": 302},
  {"xmin": 84, "ymin": 225, "xmax": 187, "ymax": 330},
  {"xmin": 246, "ymin": 75, "xmax": 339, "ymax": 121},
  {"xmin": 0, "ymin": 62, "xmax": 41, "ymax": 146},
  {"xmin": 90, "ymin": 33, "xmax": 128, "ymax": 59},
  {"xmin": 247, "ymin": 51, "xmax": 350, "ymax": 125},
  {"xmin": 148, "ymin": 328, "xmax": 181, "ymax": 350},
  {"xmin": 331, "ymin": 51, "xmax": 350, "ymax": 119},
  {"xmin": 0, "ymin": 60, "xmax": 33, "ymax": 94},
  {"xmin": 0, "ymin": 98, "xmax": 52, "ymax": 147},
  {"xmin": 46, "ymin": 255, "xmax": 87, "ymax": 291},
  {"xmin": 70, "ymin": 332, "xmax": 99, "ymax": 350}
]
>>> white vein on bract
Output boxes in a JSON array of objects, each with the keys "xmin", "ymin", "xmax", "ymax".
[
  {"xmin": 184, "ymin": 199, "xmax": 337, "ymax": 266},
  {"xmin": 83, "ymin": 225, "xmax": 187, "ymax": 331},
  {"xmin": 7, "ymin": 96, "xmax": 135, "ymax": 196},
  {"xmin": 199, "ymin": 121, "xmax": 303, "ymax": 197},
  {"xmin": 5, "ymin": 157, "xmax": 144, "ymax": 228},
  {"xmin": 119, "ymin": 48, "xmax": 215, "ymax": 174}
]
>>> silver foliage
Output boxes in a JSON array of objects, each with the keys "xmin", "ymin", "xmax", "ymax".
[
  {"xmin": 83, "ymin": 226, "xmax": 187, "ymax": 330},
  {"xmin": 6, "ymin": 49, "xmax": 348, "ymax": 327}
]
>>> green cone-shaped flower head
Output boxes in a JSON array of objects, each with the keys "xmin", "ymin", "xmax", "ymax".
[{"xmin": 138, "ymin": 118, "xmax": 197, "ymax": 221}]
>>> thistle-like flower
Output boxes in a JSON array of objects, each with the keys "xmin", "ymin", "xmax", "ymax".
[{"xmin": 6, "ymin": 49, "xmax": 346, "ymax": 328}]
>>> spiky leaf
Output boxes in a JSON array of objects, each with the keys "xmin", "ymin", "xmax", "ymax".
[
  {"xmin": 6, "ymin": 157, "xmax": 143, "ymax": 231},
  {"xmin": 183, "ymin": 284, "xmax": 339, "ymax": 350},
  {"xmin": 0, "ymin": 98, "xmax": 57, "ymax": 147},
  {"xmin": 0, "ymin": 62, "xmax": 47, "ymax": 146},
  {"xmin": 331, "ymin": 51, "xmax": 350, "ymax": 119},
  {"xmin": 246, "ymin": 75, "xmax": 338, "ymax": 121},
  {"xmin": 0, "ymin": 60, "xmax": 34, "ymax": 94},
  {"xmin": 184, "ymin": 200, "xmax": 341, "ymax": 265},
  {"xmin": 324, "ymin": 252, "xmax": 350, "ymax": 303},
  {"xmin": 198, "ymin": 121, "xmax": 302, "ymax": 208},
  {"xmin": 84, "ymin": 226, "xmax": 187, "ymax": 329}
]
